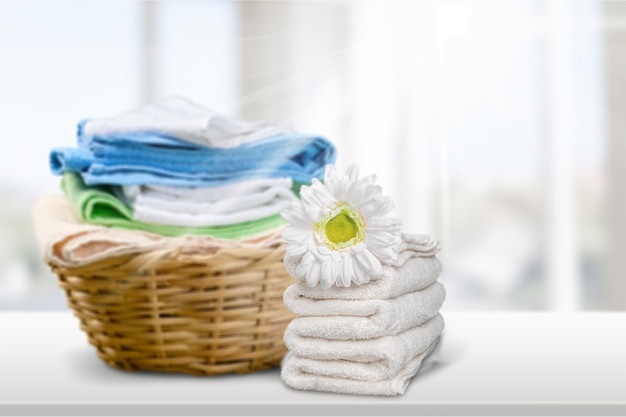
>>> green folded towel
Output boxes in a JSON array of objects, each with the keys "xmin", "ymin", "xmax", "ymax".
[{"xmin": 61, "ymin": 172, "xmax": 286, "ymax": 239}]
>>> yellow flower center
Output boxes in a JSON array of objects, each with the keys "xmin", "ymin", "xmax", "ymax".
[{"xmin": 315, "ymin": 205, "xmax": 365, "ymax": 250}]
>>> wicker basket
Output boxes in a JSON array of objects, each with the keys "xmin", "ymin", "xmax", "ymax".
[{"xmin": 47, "ymin": 242, "xmax": 295, "ymax": 376}]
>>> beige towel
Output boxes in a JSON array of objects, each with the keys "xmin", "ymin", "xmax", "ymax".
[
  {"xmin": 283, "ymin": 282, "xmax": 445, "ymax": 340},
  {"xmin": 281, "ymin": 314, "xmax": 443, "ymax": 396},
  {"xmin": 283, "ymin": 314, "xmax": 444, "ymax": 364},
  {"xmin": 32, "ymin": 195, "xmax": 285, "ymax": 267},
  {"xmin": 281, "ymin": 340, "xmax": 439, "ymax": 396}
]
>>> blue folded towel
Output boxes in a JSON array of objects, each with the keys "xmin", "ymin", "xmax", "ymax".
[{"xmin": 51, "ymin": 121, "xmax": 336, "ymax": 186}]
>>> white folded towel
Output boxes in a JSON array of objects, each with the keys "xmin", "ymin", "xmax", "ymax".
[
  {"xmin": 281, "ymin": 340, "xmax": 439, "ymax": 396},
  {"xmin": 284, "ymin": 255, "xmax": 441, "ymax": 303},
  {"xmin": 130, "ymin": 193, "xmax": 293, "ymax": 227},
  {"xmin": 82, "ymin": 96, "xmax": 291, "ymax": 149},
  {"xmin": 123, "ymin": 177, "xmax": 293, "ymax": 204},
  {"xmin": 281, "ymin": 311, "xmax": 443, "ymax": 396},
  {"xmin": 130, "ymin": 196, "xmax": 290, "ymax": 227},
  {"xmin": 284, "ymin": 313, "xmax": 444, "ymax": 364},
  {"xmin": 284, "ymin": 282, "xmax": 445, "ymax": 340},
  {"xmin": 117, "ymin": 178, "xmax": 295, "ymax": 227},
  {"xmin": 394, "ymin": 233, "xmax": 441, "ymax": 264}
]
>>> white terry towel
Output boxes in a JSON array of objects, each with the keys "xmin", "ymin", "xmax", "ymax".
[
  {"xmin": 283, "ymin": 282, "xmax": 445, "ymax": 340},
  {"xmin": 281, "ymin": 340, "xmax": 438, "ymax": 396},
  {"xmin": 131, "ymin": 196, "xmax": 290, "ymax": 227},
  {"xmin": 285, "ymin": 255, "xmax": 442, "ymax": 302},
  {"xmin": 82, "ymin": 96, "xmax": 291, "ymax": 148},
  {"xmin": 284, "ymin": 282, "xmax": 446, "ymax": 340},
  {"xmin": 393, "ymin": 233, "xmax": 441, "ymax": 264},
  {"xmin": 118, "ymin": 178, "xmax": 295, "ymax": 227},
  {"xmin": 123, "ymin": 177, "xmax": 293, "ymax": 205},
  {"xmin": 31, "ymin": 195, "xmax": 285, "ymax": 267},
  {"xmin": 283, "ymin": 313, "xmax": 444, "ymax": 366}
]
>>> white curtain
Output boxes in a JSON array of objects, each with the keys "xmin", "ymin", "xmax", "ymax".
[
  {"xmin": 0, "ymin": 0, "xmax": 613, "ymax": 310},
  {"xmin": 237, "ymin": 0, "xmax": 607, "ymax": 310}
]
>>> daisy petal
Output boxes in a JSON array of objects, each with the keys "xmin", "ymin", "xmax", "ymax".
[
  {"xmin": 317, "ymin": 245, "xmax": 332, "ymax": 256},
  {"xmin": 366, "ymin": 216, "xmax": 402, "ymax": 231},
  {"xmin": 356, "ymin": 248, "xmax": 383, "ymax": 278},
  {"xmin": 346, "ymin": 164, "xmax": 360, "ymax": 182},
  {"xmin": 361, "ymin": 173, "xmax": 377, "ymax": 184},
  {"xmin": 283, "ymin": 226, "xmax": 311, "ymax": 245},
  {"xmin": 350, "ymin": 242, "xmax": 367, "ymax": 254},
  {"xmin": 319, "ymin": 275, "xmax": 334, "ymax": 290},
  {"xmin": 346, "ymin": 181, "xmax": 368, "ymax": 207},
  {"xmin": 339, "ymin": 252, "xmax": 354, "ymax": 287},
  {"xmin": 286, "ymin": 244, "xmax": 308, "ymax": 258},
  {"xmin": 306, "ymin": 261, "xmax": 322, "ymax": 287},
  {"xmin": 323, "ymin": 165, "xmax": 339, "ymax": 194},
  {"xmin": 321, "ymin": 257, "xmax": 334, "ymax": 281},
  {"xmin": 360, "ymin": 196, "xmax": 395, "ymax": 218},
  {"xmin": 296, "ymin": 251, "xmax": 315, "ymax": 279},
  {"xmin": 351, "ymin": 258, "xmax": 369, "ymax": 285},
  {"xmin": 367, "ymin": 245, "xmax": 399, "ymax": 264},
  {"xmin": 365, "ymin": 231, "xmax": 402, "ymax": 254},
  {"xmin": 324, "ymin": 164, "xmax": 337, "ymax": 181},
  {"xmin": 333, "ymin": 176, "xmax": 347, "ymax": 200},
  {"xmin": 281, "ymin": 209, "xmax": 312, "ymax": 228}
]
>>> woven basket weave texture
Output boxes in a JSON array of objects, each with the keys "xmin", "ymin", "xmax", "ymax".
[{"xmin": 48, "ymin": 244, "xmax": 295, "ymax": 376}]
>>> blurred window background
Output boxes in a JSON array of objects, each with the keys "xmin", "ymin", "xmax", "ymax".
[{"xmin": 0, "ymin": 0, "xmax": 623, "ymax": 311}]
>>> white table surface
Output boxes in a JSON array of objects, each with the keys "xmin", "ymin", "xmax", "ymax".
[{"xmin": 0, "ymin": 311, "xmax": 624, "ymax": 416}]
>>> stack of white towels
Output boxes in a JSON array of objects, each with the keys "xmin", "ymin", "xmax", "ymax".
[
  {"xmin": 119, "ymin": 177, "xmax": 296, "ymax": 228},
  {"xmin": 281, "ymin": 234, "xmax": 446, "ymax": 396}
]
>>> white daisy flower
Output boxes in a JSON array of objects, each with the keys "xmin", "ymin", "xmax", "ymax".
[{"xmin": 281, "ymin": 164, "xmax": 402, "ymax": 289}]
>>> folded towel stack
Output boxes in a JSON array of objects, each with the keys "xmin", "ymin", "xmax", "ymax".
[
  {"xmin": 48, "ymin": 96, "xmax": 336, "ymax": 239},
  {"xmin": 281, "ymin": 235, "xmax": 445, "ymax": 396},
  {"xmin": 278, "ymin": 165, "xmax": 445, "ymax": 396}
]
